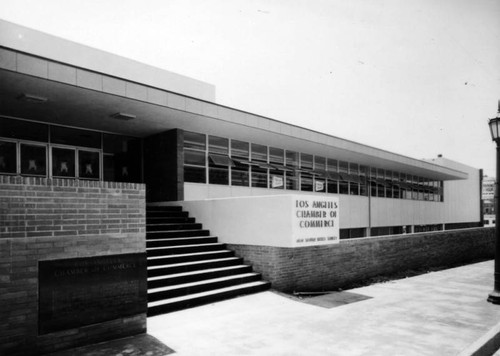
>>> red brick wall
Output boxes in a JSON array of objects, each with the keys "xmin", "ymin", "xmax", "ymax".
[
  {"xmin": 0, "ymin": 176, "xmax": 146, "ymax": 355},
  {"xmin": 228, "ymin": 227, "xmax": 495, "ymax": 292}
]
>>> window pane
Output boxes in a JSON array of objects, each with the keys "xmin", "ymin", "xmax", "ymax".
[
  {"xmin": 0, "ymin": 141, "xmax": 17, "ymax": 174},
  {"xmin": 52, "ymin": 147, "xmax": 76, "ymax": 177},
  {"xmin": 103, "ymin": 154, "xmax": 115, "ymax": 182},
  {"xmin": 102, "ymin": 135, "xmax": 141, "ymax": 183},
  {"xmin": 184, "ymin": 131, "xmax": 206, "ymax": 150},
  {"xmin": 184, "ymin": 150, "xmax": 206, "ymax": 166},
  {"xmin": 251, "ymin": 166, "xmax": 268, "ymax": 188},
  {"xmin": 327, "ymin": 159, "xmax": 338, "ymax": 171},
  {"xmin": 209, "ymin": 167, "xmax": 229, "ymax": 185},
  {"xmin": 350, "ymin": 182, "xmax": 359, "ymax": 195},
  {"xmin": 231, "ymin": 140, "xmax": 249, "ymax": 158},
  {"xmin": 339, "ymin": 181, "xmax": 349, "ymax": 194},
  {"xmin": 232, "ymin": 165, "xmax": 249, "ymax": 186},
  {"xmin": 79, "ymin": 150, "xmax": 100, "ymax": 179},
  {"xmin": 377, "ymin": 169, "xmax": 385, "ymax": 197},
  {"xmin": 286, "ymin": 151, "xmax": 298, "ymax": 168},
  {"xmin": 251, "ymin": 143, "xmax": 267, "ymax": 162},
  {"xmin": 327, "ymin": 179, "xmax": 338, "ymax": 194},
  {"xmin": 315, "ymin": 156, "xmax": 326, "ymax": 171},
  {"xmin": 385, "ymin": 170, "xmax": 393, "ymax": 198},
  {"xmin": 301, "ymin": 174, "xmax": 313, "ymax": 191},
  {"xmin": 21, "ymin": 144, "xmax": 46, "ymax": 176},
  {"xmin": 359, "ymin": 165, "xmax": 368, "ymax": 196},
  {"xmin": 231, "ymin": 140, "xmax": 249, "ymax": 186},
  {"xmin": 269, "ymin": 147, "xmax": 284, "ymax": 164},
  {"xmin": 300, "ymin": 153, "xmax": 313, "ymax": 169},
  {"xmin": 51, "ymin": 126, "xmax": 101, "ymax": 148},
  {"xmin": 209, "ymin": 136, "xmax": 228, "ymax": 154},
  {"xmin": 185, "ymin": 166, "xmax": 206, "ymax": 183},
  {"xmin": 286, "ymin": 171, "xmax": 299, "ymax": 190},
  {"xmin": 0, "ymin": 117, "xmax": 48, "ymax": 142}
]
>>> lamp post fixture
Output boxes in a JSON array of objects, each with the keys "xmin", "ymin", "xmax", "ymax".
[{"xmin": 488, "ymin": 101, "xmax": 500, "ymax": 304}]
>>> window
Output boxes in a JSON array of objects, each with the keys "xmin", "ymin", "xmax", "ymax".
[
  {"xmin": 359, "ymin": 165, "xmax": 368, "ymax": 196},
  {"xmin": 377, "ymin": 169, "xmax": 385, "ymax": 197},
  {"xmin": 300, "ymin": 153, "xmax": 313, "ymax": 191},
  {"xmin": 184, "ymin": 131, "xmax": 206, "ymax": 150},
  {"xmin": 251, "ymin": 144, "xmax": 268, "ymax": 188},
  {"xmin": 231, "ymin": 140, "xmax": 250, "ymax": 187},
  {"xmin": 209, "ymin": 136, "xmax": 230, "ymax": 185},
  {"xmin": 327, "ymin": 158, "xmax": 338, "ymax": 194},
  {"xmin": 183, "ymin": 131, "xmax": 206, "ymax": 183},
  {"xmin": 51, "ymin": 126, "xmax": 101, "ymax": 149},
  {"xmin": 392, "ymin": 171, "xmax": 400, "ymax": 199},
  {"xmin": 349, "ymin": 163, "xmax": 359, "ymax": 195},
  {"xmin": 21, "ymin": 144, "xmax": 47, "ymax": 176},
  {"xmin": 339, "ymin": 161, "xmax": 349, "ymax": 195},
  {"xmin": 0, "ymin": 140, "xmax": 17, "ymax": 174},
  {"xmin": 52, "ymin": 147, "xmax": 76, "ymax": 178},
  {"xmin": 269, "ymin": 147, "xmax": 285, "ymax": 189},
  {"xmin": 78, "ymin": 150, "xmax": 100, "ymax": 179},
  {"xmin": 177, "ymin": 130, "xmax": 445, "ymax": 202},
  {"xmin": 103, "ymin": 134, "xmax": 141, "ymax": 182},
  {"xmin": 0, "ymin": 117, "xmax": 149, "ymax": 182},
  {"xmin": 411, "ymin": 176, "xmax": 418, "ymax": 200},
  {"xmin": 285, "ymin": 151, "xmax": 299, "ymax": 190},
  {"xmin": 370, "ymin": 167, "xmax": 377, "ymax": 197},
  {"xmin": 314, "ymin": 156, "xmax": 326, "ymax": 192},
  {"xmin": 385, "ymin": 170, "xmax": 393, "ymax": 198},
  {"xmin": 0, "ymin": 117, "xmax": 48, "ymax": 142}
]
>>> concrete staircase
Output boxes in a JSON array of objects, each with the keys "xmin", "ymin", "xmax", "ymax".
[{"xmin": 146, "ymin": 205, "xmax": 270, "ymax": 316}]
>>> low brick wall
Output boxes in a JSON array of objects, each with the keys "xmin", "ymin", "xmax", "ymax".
[
  {"xmin": 0, "ymin": 176, "xmax": 146, "ymax": 356},
  {"xmin": 228, "ymin": 227, "xmax": 495, "ymax": 292}
]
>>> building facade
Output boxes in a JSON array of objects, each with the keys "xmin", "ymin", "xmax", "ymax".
[{"xmin": 0, "ymin": 20, "xmax": 486, "ymax": 355}]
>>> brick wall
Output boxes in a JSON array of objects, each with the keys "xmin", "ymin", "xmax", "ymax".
[
  {"xmin": 228, "ymin": 227, "xmax": 495, "ymax": 292},
  {"xmin": 0, "ymin": 175, "xmax": 146, "ymax": 355}
]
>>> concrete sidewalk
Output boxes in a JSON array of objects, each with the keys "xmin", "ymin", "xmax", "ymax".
[{"xmin": 147, "ymin": 260, "xmax": 500, "ymax": 356}]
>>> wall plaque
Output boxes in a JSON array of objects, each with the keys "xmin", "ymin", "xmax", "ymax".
[{"xmin": 38, "ymin": 253, "xmax": 147, "ymax": 335}]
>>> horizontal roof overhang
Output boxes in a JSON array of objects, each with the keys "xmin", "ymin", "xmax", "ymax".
[{"xmin": 0, "ymin": 47, "xmax": 467, "ymax": 182}]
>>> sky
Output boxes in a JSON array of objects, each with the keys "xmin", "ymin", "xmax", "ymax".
[{"xmin": 1, "ymin": 0, "xmax": 499, "ymax": 176}]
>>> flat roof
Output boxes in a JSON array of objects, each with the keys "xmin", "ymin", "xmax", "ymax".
[{"xmin": 0, "ymin": 20, "xmax": 467, "ymax": 181}]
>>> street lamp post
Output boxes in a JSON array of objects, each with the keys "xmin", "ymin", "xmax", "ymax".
[{"xmin": 487, "ymin": 101, "xmax": 500, "ymax": 304}]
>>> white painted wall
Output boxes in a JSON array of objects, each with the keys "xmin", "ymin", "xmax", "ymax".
[
  {"xmin": 429, "ymin": 157, "xmax": 481, "ymax": 224},
  {"xmin": 158, "ymin": 194, "xmax": 339, "ymax": 247}
]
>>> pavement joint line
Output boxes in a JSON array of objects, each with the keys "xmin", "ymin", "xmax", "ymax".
[{"xmin": 457, "ymin": 319, "xmax": 500, "ymax": 356}]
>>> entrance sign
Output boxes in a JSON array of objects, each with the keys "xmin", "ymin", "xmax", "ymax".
[
  {"xmin": 176, "ymin": 194, "xmax": 340, "ymax": 248},
  {"xmin": 292, "ymin": 196, "xmax": 340, "ymax": 246}
]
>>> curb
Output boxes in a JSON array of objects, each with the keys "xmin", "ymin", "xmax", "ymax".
[{"xmin": 458, "ymin": 320, "xmax": 500, "ymax": 356}]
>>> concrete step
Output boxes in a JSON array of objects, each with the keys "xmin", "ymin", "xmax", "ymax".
[
  {"xmin": 146, "ymin": 222, "xmax": 203, "ymax": 232},
  {"xmin": 147, "ymin": 206, "xmax": 182, "ymax": 212},
  {"xmin": 147, "ymin": 236, "xmax": 218, "ymax": 248},
  {"xmin": 147, "ymin": 229, "xmax": 211, "ymax": 239},
  {"xmin": 146, "ymin": 242, "xmax": 226, "ymax": 256},
  {"xmin": 147, "ymin": 257, "xmax": 243, "ymax": 277},
  {"xmin": 148, "ymin": 273, "xmax": 262, "ymax": 301},
  {"xmin": 146, "ymin": 210, "xmax": 188, "ymax": 218},
  {"xmin": 146, "ymin": 216, "xmax": 195, "ymax": 224},
  {"xmin": 147, "ymin": 265, "xmax": 253, "ymax": 289},
  {"xmin": 147, "ymin": 281, "xmax": 271, "ymax": 316},
  {"xmin": 147, "ymin": 250, "xmax": 234, "ymax": 266}
]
